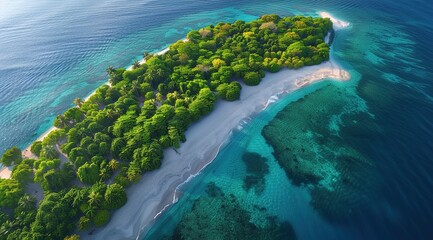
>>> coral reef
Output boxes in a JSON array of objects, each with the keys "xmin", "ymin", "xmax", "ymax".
[
  {"xmin": 262, "ymin": 84, "xmax": 379, "ymax": 222},
  {"xmin": 164, "ymin": 182, "xmax": 296, "ymax": 240}
]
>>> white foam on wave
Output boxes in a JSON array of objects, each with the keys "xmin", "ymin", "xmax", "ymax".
[
  {"xmin": 324, "ymin": 32, "xmax": 331, "ymax": 44},
  {"xmin": 265, "ymin": 95, "xmax": 279, "ymax": 108},
  {"xmin": 319, "ymin": 12, "xmax": 350, "ymax": 30}
]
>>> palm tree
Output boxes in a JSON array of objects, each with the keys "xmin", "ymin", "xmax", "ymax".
[
  {"xmin": 156, "ymin": 68, "xmax": 165, "ymax": 79},
  {"xmin": 127, "ymin": 165, "xmax": 141, "ymax": 183},
  {"xmin": 88, "ymin": 191, "xmax": 102, "ymax": 207},
  {"xmin": 85, "ymin": 205, "xmax": 96, "ymax": 218},
  {"xmin": 149, "ymin": 98, "xmax": 157, "ymax": 106},
  {"xmin": 184, "ymin": 96, "xmax": 192, "ymax": 105},
  {"xmin": 132, "ymin": 60, "xmax": 141, "ymax": 69},
  {"xmin": 73, "ymin": 98, "xmax": 83, "ymax": 108},
  {"xmin": 104, "ymin": 109, "xmax": 120, "ymax": 123},
  {"xmin": 57, "ymin": 114, "xmax": 72, "ymax": 128},
  {"xmin": 14, "ymin": 214, "xmax": 27, "ymax": 226},
  {"xmin": 73, "ymin": 190, "xmax": 86, "ymax": 207},
  {"xmin": 143, "ymin": 52, "xmax": 152, "ymax": 60},
  {"xmin": 0, "ymin": 220, "xmax": 18, "ymax": 237},
  {"xmin": 99, "ymin": 168, "xmax": 110, "ymax": 182},
  {"xmin": 156, "ymin": 92, "xmax": 163, "ymax": 102},
  {"xmin": 131, "ymin": 80, "xmax": 141, "ymax": 97},
  {"xmin": 106, "ymin": 66, "xmax": 115, "ymax": 76},
  {"xmin": 78, "ymin": 216, "xmax": 90, "ymax": 230},
  {"xmin": 18, "ymin": 195, "xmax": 35, "ymax": 211},
  {"xmin": 107, "ymin": 65, "xmax": 120, "ymax": 85},
  {"xmin": 171, "ymin": 91, "xmax": 180, "ymax": 102},
  {"xmin": 108, "ymin": 159, "xmax": 120, "ymax": 171},
  {"xmin": 120, "ymin": 85, "xmax": 129, "ymax": 95},
  {"xmin": 41, "ymin": 145, "xmax": 58, "ymax": 159}
]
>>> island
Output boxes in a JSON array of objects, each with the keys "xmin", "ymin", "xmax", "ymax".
[{"xmin": 0, "ymin": 13, "xmax": 349, "ymax": 240}]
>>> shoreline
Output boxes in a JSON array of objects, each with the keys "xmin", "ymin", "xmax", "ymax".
[{"xmin": 87, "ymin": 60, "xmax": 350, "ymax": 240}]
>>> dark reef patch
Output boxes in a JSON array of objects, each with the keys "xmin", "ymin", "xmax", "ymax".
[
  {"xmin": 262, "ymin": 83, "xmax": 380, "ymax": 223},
  {"xmin": 242, "ymin": 152, "xmax": 270, "ymax": 195},
  {"xmin": 163, "ymin": 182, "xmax": 296, "ymax": 240}
]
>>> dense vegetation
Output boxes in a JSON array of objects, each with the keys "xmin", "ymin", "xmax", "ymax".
[{"xmin": 0, "ymin": 14, "xmax": 332, "ymax": 239}]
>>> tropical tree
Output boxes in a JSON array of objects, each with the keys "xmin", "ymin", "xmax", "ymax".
[
  {"xmin": 106, "ymin": 66, "xmax": 115, "ymax": 76},
  {"xmin": 0, "ymin": 220, "xmax": 18, "ymax": 238},
  {"xmin": 11, "ymin": 163, "xmax": 33, "ymax": 183},
  {"xmin": 126, "ymin": 166, "xmax": 141, "ymax": 183},
  {"xmin": 17, "ymin": 194, "xmax": 36, "ymax": 211},
  {"xmin": 143, "ymin": 51, "xmax": 152, "ymax": 60},
  {"xmin": 30, "ymin": 141, "xmax": 43, "ymax": 156},
  {"xmin": 99, "ymin": 167, "xmax": 110, "ymax": 182},
  {"xmin": 88, "ymin": 190, "xmax": 103, "ymax": 207},
  {"xmin": 77, "ymin": 162, "xmax": 100, "ymax": 184},
  {"xmin": 74, "ymin": 98, "xmax": 83, "ymax": 108},
  {"xmin": 106, "ymin": 67, "xmax": 125, "ymax": 85},
  {"xmin": 93, "ymin": 210, "xmax": 111, "ymax": 227},
  {"xmin": 243, "ymin": 71, "xmax": 262, "ymax": 86},
  {"xmin": 0, "ymin": 146, "xmax": 22, "ymax": 166},
  {"xmin": 85, "ymin": 205, "xmax": 97, "ymax": 218},
  {"xmin": 78, "ymin": 216, "xmax": 91, "ymax": 230},
  {"xmin": 132, "ymin": 60, "xmax": 141, "ymax": 69},
  {"xmin": 108, "ymin": 159, "xmax": 120, "ymax": 171},
  {"xmin": 104, "ymin": 183, "xmax": 127, "ymax": 210},
  {"xmin": 0, "ymin": 179, "xmax": 24, "ymax": 208},
  {"xmin": 39, "ymin": 145, "xmax": 59, "ymax": 159},
  {"xmin": 65, "ymin": 234, "xmax": 81, "ymax": 240},
  {"xmin": 73, "ymin": 189, "xmax": 87, "ymax": 208},
  {"xmin": 32, "ymin": 192, "xmax": 77, "ymax": 239}
]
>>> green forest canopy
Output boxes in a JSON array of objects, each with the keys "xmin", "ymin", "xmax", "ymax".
[{"xmin": 0, "ymin": 14, "xmax": 332, "ymax": 240}]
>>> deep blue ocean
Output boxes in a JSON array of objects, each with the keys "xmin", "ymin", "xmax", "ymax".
[{"xmin": 1, "ymin": 0, "xmax": 432, "ymax": 239}]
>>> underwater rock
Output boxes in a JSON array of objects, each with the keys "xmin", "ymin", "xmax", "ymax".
[{"xmin": 242, "ymin": 152, "xmax": 270, "ymax": 195}]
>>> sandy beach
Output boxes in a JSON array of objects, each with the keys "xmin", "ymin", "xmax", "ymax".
[{"xmin": 0, "ymin": 166, "xmax": 12, "ymax": 179}]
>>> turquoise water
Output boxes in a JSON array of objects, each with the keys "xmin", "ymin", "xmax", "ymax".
[{"xmin": 1, "ymin": 0, "xmax": 432, "ymax": 239}]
